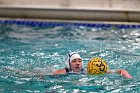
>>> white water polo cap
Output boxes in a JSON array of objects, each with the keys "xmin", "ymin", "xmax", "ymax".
[{"xmin": 66, "ymin": 52, "xmax": 83, "ymax": 69}]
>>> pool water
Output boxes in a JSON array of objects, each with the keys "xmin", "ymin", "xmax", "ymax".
[{"xmin": 0, "ymin": 20, "xmax": 140, "ymax": 93}]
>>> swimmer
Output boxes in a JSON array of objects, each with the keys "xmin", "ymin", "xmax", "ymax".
[
  {"xmin": 3, "ymin": 52, "xmax": 132, "ymax": 78},
  {"xmin": 53, "ymin": 52, "xmax": 132, "ymax": 78},
  {"xmin": 52, "ymin": 52, "xmax": 86, "ymax": 74}
]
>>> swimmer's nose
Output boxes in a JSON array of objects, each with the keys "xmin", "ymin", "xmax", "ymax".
[{"xmin": 76, "ymin": 61, "xmax": 80, "ymax": 64}]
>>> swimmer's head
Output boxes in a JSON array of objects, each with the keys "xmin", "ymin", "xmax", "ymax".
[{"xmin": 66, "ymin": 52, "xmax": 83, "ymax": 71}]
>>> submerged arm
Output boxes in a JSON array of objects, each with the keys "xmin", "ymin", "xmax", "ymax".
[{"xmin": 4, "ymin": 66, "xmax": 44, "ymax": 77}]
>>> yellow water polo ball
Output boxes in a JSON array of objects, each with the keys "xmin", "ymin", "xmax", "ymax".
[{"xmin": 87, "ymin": 57, "xmax": 108, "ymax": 75}]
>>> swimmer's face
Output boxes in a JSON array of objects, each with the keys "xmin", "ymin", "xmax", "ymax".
[{"xmin": 70, "ymin": 58, "xmax": 82, "ymax": 72}]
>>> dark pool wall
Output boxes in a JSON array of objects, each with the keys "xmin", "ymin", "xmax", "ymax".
[{"xmin": 0, "ymin": 0, "xmax": 140, "ymax": 22}]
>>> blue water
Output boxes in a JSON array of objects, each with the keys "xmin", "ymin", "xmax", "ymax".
[{"xmin": 0, "ymin": 21, "xmax": 140, "ymax": 93}]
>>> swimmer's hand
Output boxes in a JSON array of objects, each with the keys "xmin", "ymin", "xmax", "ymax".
[{"xmin": 120, "ymin": 69, "xmax": 132, "ymax": 79}]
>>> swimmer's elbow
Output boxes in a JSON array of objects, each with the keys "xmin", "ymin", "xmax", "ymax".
[{"xmin": 106, "ymin": 70, "xmax": 116, "ymax": 74}]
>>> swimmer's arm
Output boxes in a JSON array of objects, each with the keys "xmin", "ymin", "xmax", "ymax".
[
  {"xmin": 107, "ymin": 69, "xmax": 132, "ymax": 78},
  {"xmin": 52, "ymin": 68, "xmax": 66, "ymax": 75}
]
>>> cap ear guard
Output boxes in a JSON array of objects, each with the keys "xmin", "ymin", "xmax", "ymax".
[
  {"xmin": 65, "ymin": 53, "xmax": 71, "ymax": 69},
  {"xmin": 66, "ymin": 52, "xmax": 75, "ymax": 69}
]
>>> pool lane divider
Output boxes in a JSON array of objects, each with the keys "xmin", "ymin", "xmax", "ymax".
[{"xmin": 0, "ymin": 20, "xmax": 140, "ymax": 29}]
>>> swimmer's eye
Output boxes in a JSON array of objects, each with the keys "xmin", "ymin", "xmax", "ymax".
[
  {"xmin": 78, "ymin": 59, "xmax": 82, "ymax": 63},
  {"xmin": 71, "ymin": 59, "xmax": 76, "ymax": 63},
  {"xmin": 71, "ymin": 59, "xmax": 82, "ymax": 63}
]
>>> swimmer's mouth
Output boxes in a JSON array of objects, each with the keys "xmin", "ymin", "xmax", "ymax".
[{"xmin": 75, "ymin": 66, "xmax": 80, "ymax": 69}]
